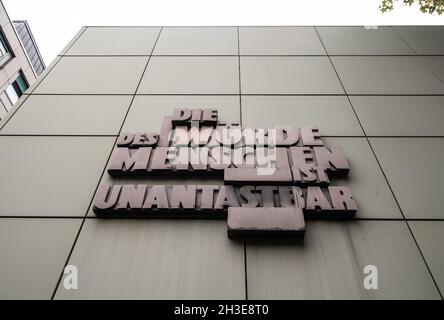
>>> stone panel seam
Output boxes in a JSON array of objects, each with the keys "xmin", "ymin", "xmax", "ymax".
[
  {"xmin": 49, "ymin": 27, "xmax": 164, "ymax": 300},
  {"xmin": 0, "ymin": 27, "xmax": 88, "ymax": 132},
  {"xmin": 315, "ymin": 26, "xmax": 444, "ymax": 300}
]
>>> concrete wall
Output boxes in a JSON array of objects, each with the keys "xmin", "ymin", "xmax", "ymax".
[{"xmin": 0, "ymin": 26, "xmax": 444, "ymax": 299}]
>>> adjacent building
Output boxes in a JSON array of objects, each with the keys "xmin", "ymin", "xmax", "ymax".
[
  {"xmin": 0, "ymin": 1, "xmax": 42, "ymax": 121},
  {"xmin": 0, "ymin": 26, "xmax": 444, "ymax": 300},
  {"xmin": 14, "ymin": 20, "xmax": 45, "ymax": 76}
]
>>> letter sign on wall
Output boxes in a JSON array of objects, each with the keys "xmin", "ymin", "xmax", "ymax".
[{"xmin": 93, "ymin": 108, "xmax": 357, "ymax": 239}]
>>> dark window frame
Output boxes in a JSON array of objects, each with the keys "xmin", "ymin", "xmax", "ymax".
[
  {"xmin": 0, "ymin": 28, "xmax": 13, "ymax": 67},
  {"xmin": 5, "ymin": 71, "xmax": 29, "ymax": 106}
]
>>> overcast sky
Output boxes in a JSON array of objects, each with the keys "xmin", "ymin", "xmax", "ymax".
[{"xmin": 3, "ymin": 0, "xmax": 444, "ymax": 65}]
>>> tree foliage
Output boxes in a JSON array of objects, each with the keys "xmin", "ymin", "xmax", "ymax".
[{"xmin": 380, "ymin": 0, "xmax": 444, "ymax": 14}]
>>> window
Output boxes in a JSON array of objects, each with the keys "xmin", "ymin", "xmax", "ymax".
[
  {"xmin": 5, "ymin": 85, "xmax": 19, "ymax": 106},
  {"xmin": 5, "ymin": 73, "xmax": 28, "ymax": 108},
  {"xmin": 0, "ymin": 31, "xmax": 9, "ymax": 59},
  {"xmin": 0, "ymin": 99, "xmax": 6, "ymax": 121}
]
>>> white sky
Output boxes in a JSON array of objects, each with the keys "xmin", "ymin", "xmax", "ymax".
[{"xmin": 3, "ymin": 0, "xmax": 444, "ymax": 65}]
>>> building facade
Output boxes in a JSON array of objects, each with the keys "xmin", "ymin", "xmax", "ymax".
[
  {"xmin": 0, "ymin": 26, "xmax": 444, "ymax": 300},
  {"xmin": 14, "ymin": 20, "xmax": 46, "ymax": 76},
  {"xmin": 0, "ymin": 1, "xmax": 40, "ymax": 121}
]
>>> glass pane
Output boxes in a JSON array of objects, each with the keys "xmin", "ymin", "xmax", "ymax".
[
  {"xmin": 6, "ymin": 84, "xmax": 19, "ymax": 106},
  {"xmin": 0, "ymin": 33, "xmax": 8, "ymax": 56},
  {"xmin": 16, "ymin": 74, "xmax": 28, "ymax": 93}
]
